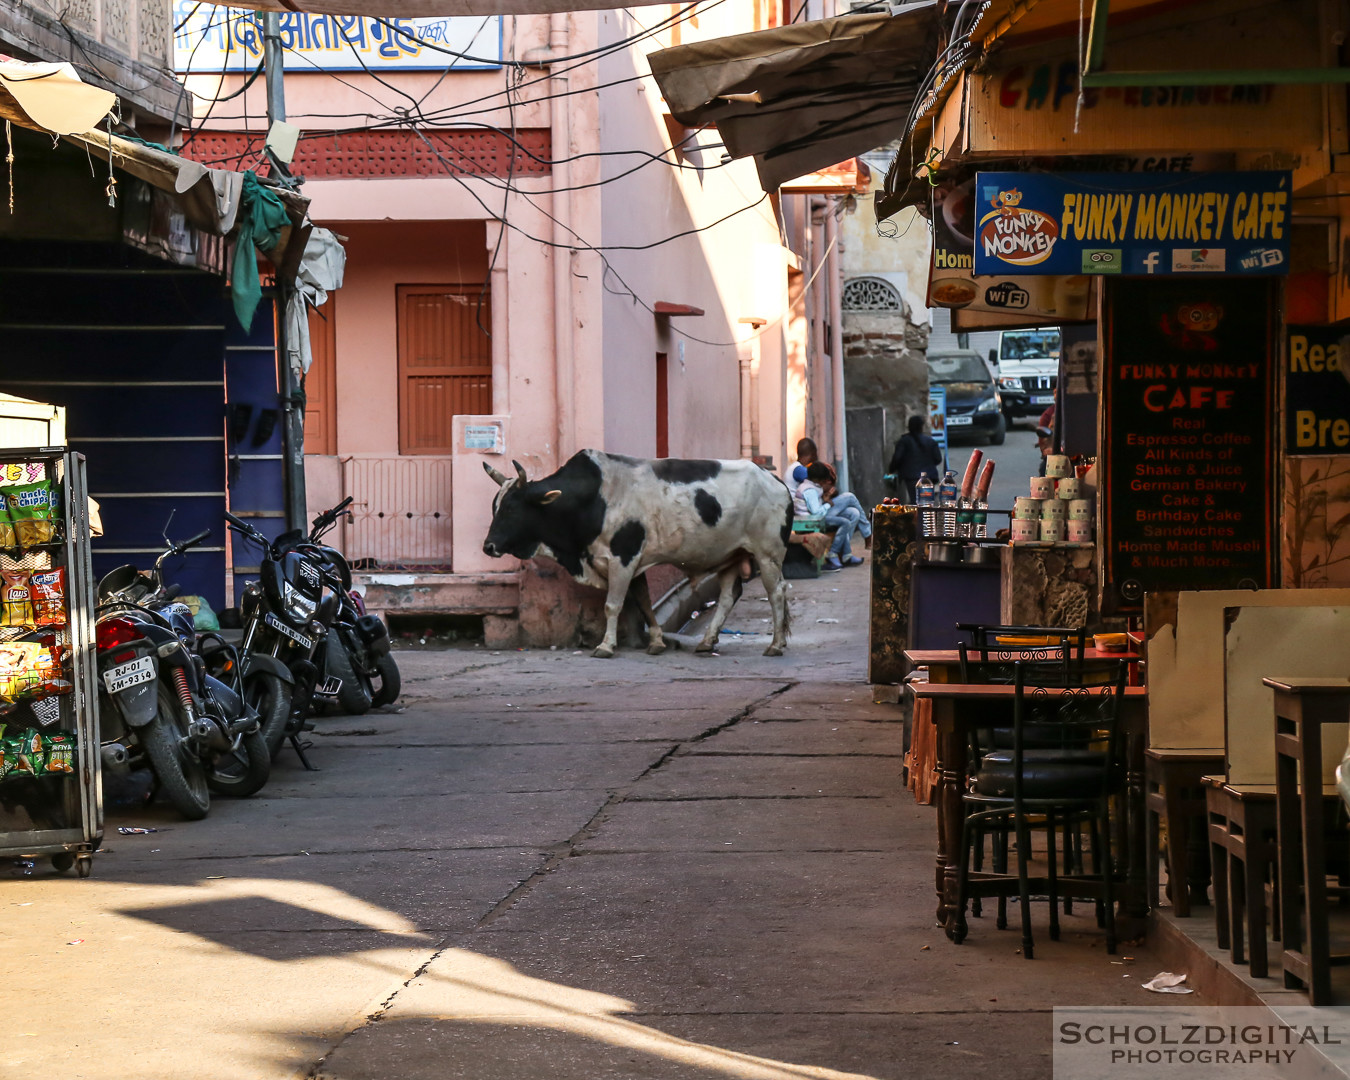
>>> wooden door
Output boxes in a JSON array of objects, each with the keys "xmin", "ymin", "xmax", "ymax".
[
  {"xmin": 655, "ymin": 352, "xmax": 669, "ymax": 458},
  {"xmin": 303, "ymin": 296, "xmax": 337, "ymax": 455},
  {"xmin": 398, "ymin": 285, "xmax": 492, "ymax": 454}
]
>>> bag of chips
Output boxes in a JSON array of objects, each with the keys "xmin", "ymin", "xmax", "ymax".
[
  {"xmin": 2, "ymin": 481, "xmax": 57, "ymax": 548},
  {"xmin": 1, "ymin": 463, "xmax": 44, "ymax": 486},
  {"xmin": 42, "ymin": 731, "xmax": 73, "ymax": 774},
  {"xmin": 29, "ymin": 568, "xmax": 65, "ymax": 627},
  {"xmin": 0, "ymin": 570, "xmax": 32, "ymax": 628},
  {"xmin": 0, "ymin": 641, "xmax": 64, "ymax": 703},
  {"xmin": 0, "ymin": 504, "xmax": 14, "ymax": 550},
  {"xmin": 2, "ymin": 727, "xmax": 40, "ymax": 776}
]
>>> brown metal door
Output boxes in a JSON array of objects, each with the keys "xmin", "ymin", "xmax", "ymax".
[{"xmin": 397, "ymin": 285, "xmax": 492, "ymax": 454}]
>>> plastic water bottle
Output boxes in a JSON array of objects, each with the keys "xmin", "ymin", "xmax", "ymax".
[
  {"xmin": 957, "ymin": 497, "xmax": 974, "ymax": 539},
  {"xmin": 916, "ymin": 475, "xmax": 936, "ymax": 536},
  {"xmin": 974, "ymin": 499, "xmax": 989, "ymax": 539},
  {"xmin": 938, "ymin": 470, "xmax": 959, "ymax": 537}
]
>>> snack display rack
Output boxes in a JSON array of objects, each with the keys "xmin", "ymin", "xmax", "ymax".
[{"xmin": 0, "ymin": 448, "xmax": 100, "ymax": 877}]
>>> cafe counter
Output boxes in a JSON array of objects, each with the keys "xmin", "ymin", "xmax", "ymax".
[{"xmin": 868, "ymin": 507, "xmax": 1115, "ymax": 685}]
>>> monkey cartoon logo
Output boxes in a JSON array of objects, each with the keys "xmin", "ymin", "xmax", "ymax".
[
  {"xmin": 991, "ymin": 189, "xmax": 1023, "ymax": 217},
  {"xmin": 1159, "ymin": 301, "xmax": 1224, "ymax": 351}
]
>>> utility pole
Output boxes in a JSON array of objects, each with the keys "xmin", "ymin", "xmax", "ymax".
[{"xmin": 261, "ymin": 12, "xmax": 307, "ymax": 533}]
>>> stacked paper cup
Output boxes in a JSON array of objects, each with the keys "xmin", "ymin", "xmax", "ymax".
[
  {"xmin": 1029, "ymin": 475, "xmax": 1055, "ymax": 500},
  {"xmin": 1045, "ymin": 454, "xmax": 1072, "ymax": 479},
  {"xmin": 1041, "ymin": 496, "xmax": 1066, "ymax": 542},
  {"xmin": 1068, "ymin": 498, "xmax": 1093, "ymax": 542},
  {"xmin": 1012, "ymin": 496, "xmax": 1040, "ymax": 542}
]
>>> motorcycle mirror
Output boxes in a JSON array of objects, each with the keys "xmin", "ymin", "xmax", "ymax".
[{"xmin": 161, "ymin": 509, "xmax": 176, "ymax": 547}]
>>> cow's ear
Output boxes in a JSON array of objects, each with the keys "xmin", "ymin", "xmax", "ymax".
[{"xmin": 536, "ymin": 489, "xmax": 563, "ymax": 505}]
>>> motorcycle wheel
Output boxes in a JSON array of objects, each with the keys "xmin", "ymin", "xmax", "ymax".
[
  {"xmin": 370, "ymin": 653, "xmax": 401, "ymax": 708},
  {"xmin": 248, "ymin": 671, "xmax": 294, "ymax": 761},
  {"xmin": 327, "ymin": 635, "xmax": 373, "ymax": 715},
  {"xmin": 139, "ymin": 683, "xmax": 210, "ymax": 820},
  {"xmin": 206, "ymin": 725, "xmax": 271, "ymax": 797}
]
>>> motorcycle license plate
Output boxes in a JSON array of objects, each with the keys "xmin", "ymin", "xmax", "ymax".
[
  {"xmin": 947, "ymin": 415, "xmax": 973, "ymax": 426},
  {"xmin": 1032, "ymin": 394, "xmax": 1055, "ymax": 405},
  {"xmin": 265, "ymin": 612, "xmax": 314, "ymax": 650},
  {"xmin": 103, "ymin": 655, "xmax": 156, "ymax": 693}
]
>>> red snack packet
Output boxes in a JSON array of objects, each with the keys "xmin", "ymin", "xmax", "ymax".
[{"xmin": 29, "ymin": 568, "xmax": 65, "ymax": 627}]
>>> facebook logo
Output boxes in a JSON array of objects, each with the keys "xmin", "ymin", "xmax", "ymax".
[{"xmin": 1130, "ymin": 250, "xmax": 1163, "ymax": 274}]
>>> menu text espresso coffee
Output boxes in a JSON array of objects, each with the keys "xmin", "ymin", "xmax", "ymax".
[{"xmin": 1100, "ymin": 278, "xmax": 1276, "ymax": 609}]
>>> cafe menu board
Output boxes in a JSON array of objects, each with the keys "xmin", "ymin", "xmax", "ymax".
[
  {"xmin": 1286, "ymin": 325, "xmax": 1350, "ymax": 455},
  {"xmin": 1100, "ymin": 278, "xmax": 1276, "ymax": 610}
]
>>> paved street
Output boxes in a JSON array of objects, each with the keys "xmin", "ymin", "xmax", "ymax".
[
  {"xmin": 945, "ymin": 421, "xmax": 1043, "ymax": 513},
  {"xmin": 5, "ymin": 561, "xmax": 1169, "ymax": 1080}
]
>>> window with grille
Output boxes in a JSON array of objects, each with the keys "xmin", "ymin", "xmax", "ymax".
[
  {"xmin": 842, "ymin": 276, "xmax": 903, "ymax": 312},
  {"xmin": 397, "ymin": 285, "xmax": 492, "ymax": 455}
]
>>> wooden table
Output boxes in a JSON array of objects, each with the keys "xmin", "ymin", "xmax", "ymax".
[
  {"xmin": 1268, "ymin": 676, "xmax": 1350, "ymax": 1004},
  {"xmin": 906, "ymin": 647, "xmax": 1141, "ymax": 684},
  {"xmin": 909, "ymin": 681, "xmax": 1150, "ymax": 937}
]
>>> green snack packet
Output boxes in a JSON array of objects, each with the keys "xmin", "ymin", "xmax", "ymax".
[
  {"xmin": 43, "ymin": 731, "xmax": 73, "ymax": 774},
  {"xmin": 2, "ymin": 727, "xmax": 38, "ymax": 776},
  {"xmin": 1, "ymin": 482, "xmax": 57, "ymax": 548}
]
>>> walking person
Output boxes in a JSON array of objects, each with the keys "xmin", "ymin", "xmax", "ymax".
[{"xmin": 888, "ymin": 416, "xmax": 944, "ymax": 502}]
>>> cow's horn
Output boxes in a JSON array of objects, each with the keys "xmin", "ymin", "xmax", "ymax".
[
  {"xmin": 483, "ymin": 461, "xmax": 509, "ymax": 486},
  {"xmin": 513, "ymin": 459, "xmax": 529, "ymax": 486}
]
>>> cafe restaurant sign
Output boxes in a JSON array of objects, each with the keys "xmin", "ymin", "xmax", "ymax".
[
  {"xmin": 1100, "ymin": 277, "xmax": 1277, "ymax": 610},
  {"xmin": 1286, "ymin": 325, "xmax": 1350, "ymax": 455},
  {"xmin": 971, "ymin": 171, "xmax": 1292, "ymax": 278}
]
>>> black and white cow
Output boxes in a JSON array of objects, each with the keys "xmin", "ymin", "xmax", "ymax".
[{"xmin": 482, "ymin": 451, "xmax": 792, "ymax": 658}]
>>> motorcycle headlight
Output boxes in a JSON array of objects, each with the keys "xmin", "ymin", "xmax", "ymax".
[
  {"xmin": 997, "ymin": 376, "xmax": 1023, "ymax": 392},
  {"xmin": 976, "ymin": 396, "xmax": 999, "ymax": 413},
  {"xmin": 282, "ymin": 582, "xmax": 318, "ymax": 623}
]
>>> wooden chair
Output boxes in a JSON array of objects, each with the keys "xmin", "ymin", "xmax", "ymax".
[{"xmin": 953, "ymin": 660, "xmax": 1129, "ymax": 958}]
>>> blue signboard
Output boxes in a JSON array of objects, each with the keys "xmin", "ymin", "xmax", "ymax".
[
  {"xmin": 972, "ymin": 171, "xmax": 1292, "ymax": 277},
  {"xmin": 928, "ymin": 385, "xmax": 948, "ymax": 461}
]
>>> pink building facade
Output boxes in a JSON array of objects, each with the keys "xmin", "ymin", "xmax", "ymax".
[{"xmin": 182, "ymin": 3, "xmax": 848, "ymax": 644}]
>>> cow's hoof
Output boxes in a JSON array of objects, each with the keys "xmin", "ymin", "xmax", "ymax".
[
  {"xmin": 694, "ymin": 642, "xmax": 716, "ymax": 654},
  {"xmin": 763, "ymin": 645, "xmax": 784, "ymax": 657},
  {"xmin": 646, "ymin": 642, "xmax": 667, "ymax": 656},
  {"xmin": 592, "ymin": 645, "xmax": 615, "ymax": 659}
]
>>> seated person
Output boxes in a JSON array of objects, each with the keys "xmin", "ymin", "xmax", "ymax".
[
  {"xmin": 793, "ymin": 437, "xmax": 872, "ymax": 549},
  {"xmin": 792, "ymin": 463, "xmax": 864, "ymax": 572}
]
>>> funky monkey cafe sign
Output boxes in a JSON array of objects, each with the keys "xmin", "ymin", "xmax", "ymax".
[
  {"xmin": 972, "ymin": 171, "xmax": 1293, "ymax": 277},
  {"xmin": 1101, "ymin": 278, "xmax": 1277, "ymax": 610}
]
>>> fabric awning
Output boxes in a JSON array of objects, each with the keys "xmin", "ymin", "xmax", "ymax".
[
  {"xmin": 648, "ymin": 5, "xmax": 939, "ymax": 192},
  {"xmin": 203, "ymin": 0, "xmax": 668, "ymax": 12},
  {"xmin": 0, "ymin": 61, "xmax": 115, "ymax": 136}
]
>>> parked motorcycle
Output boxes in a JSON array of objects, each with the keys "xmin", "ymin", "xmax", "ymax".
[
  {"xmin": 96, "ymin": 531, "xmax": 271, "ymax": 819},
  {"xmin": 225, "ymin": 511, "xmax": 337, "ymax": 767},
  {"xmin": 294, "ymin": 498, "xmax": 399, "ymax": 714}
]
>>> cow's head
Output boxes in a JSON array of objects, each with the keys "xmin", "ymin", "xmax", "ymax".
[{"xmin": 482, "ymin": 460, "xmax": 562, "ymax": 559}]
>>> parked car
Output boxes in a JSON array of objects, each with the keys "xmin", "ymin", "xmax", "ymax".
[
  {"xmin": 991, "ymin": 327, "xmax": 1060, "ymax": 423},
  {"xmin": 928, "ymin": 349, "xmax": 1006, "ymax": 445}
]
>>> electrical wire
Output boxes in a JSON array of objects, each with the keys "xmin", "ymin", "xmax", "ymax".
[{"xmin": 371, "ymin": 1, "xmax": 707, "ymax": 69}]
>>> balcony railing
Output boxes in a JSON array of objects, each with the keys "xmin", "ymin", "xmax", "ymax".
[{"xmin": 340, "ymin": 455, "xmax": 453, "ymax": 571}]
